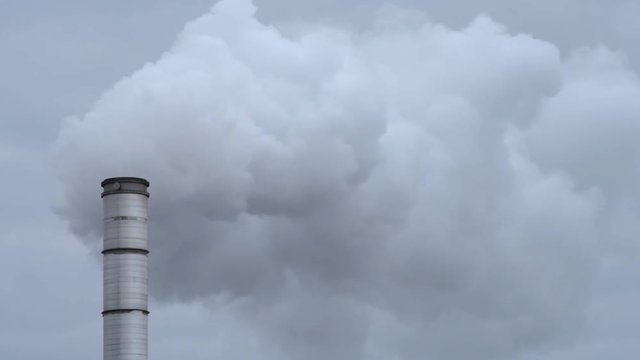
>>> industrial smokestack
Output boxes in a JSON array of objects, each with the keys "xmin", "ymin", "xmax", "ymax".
[{"xmin": 101, "ymin": 177, "xmax": 150, "ymax": 360}]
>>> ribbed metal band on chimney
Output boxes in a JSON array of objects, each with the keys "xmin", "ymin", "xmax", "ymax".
[{"xmin": 101, "ymin": 177, "xmax": 150, "ymax": 360}]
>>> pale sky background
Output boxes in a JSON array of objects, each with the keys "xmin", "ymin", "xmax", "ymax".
[{"xmin": 1, "ymin": 1, "xmax": 640, "ymax": 359}]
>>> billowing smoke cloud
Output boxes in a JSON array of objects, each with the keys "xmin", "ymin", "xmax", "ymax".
[{"xmin": 52, "ymin": 0, "xmax": 640, "ymax": 358}]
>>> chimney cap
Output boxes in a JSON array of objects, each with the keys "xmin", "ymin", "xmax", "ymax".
[
  {"xmin": 101, "ymin": 177, "xmax": 150, "ymax": 187},
  {"xmin": 101, "ymin": 177, "xmax": 150, "ymax": 197}
]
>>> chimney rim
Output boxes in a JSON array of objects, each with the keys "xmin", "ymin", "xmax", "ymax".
[{"xmin": 101, "ymin": 177, "xmax": 150, "ymax": 187}]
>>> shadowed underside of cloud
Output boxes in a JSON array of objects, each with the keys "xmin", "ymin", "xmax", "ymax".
[{"xmin": 53, "ymin": 0, "xmax": 640, "ymax": 359}]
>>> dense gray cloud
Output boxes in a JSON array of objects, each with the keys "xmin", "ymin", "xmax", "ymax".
[
  {"xmin": 254, "ymin": 0, "xmax": 640, "ymax": 70},
  {"xmin": 527, "ymin": 49, "xmax": 640, "ymax": 195},
  {"xmin": 1, "ymin": 0, "xmax": 639, "ymax": 359},
  {"xmin": 51, "ymin": 1, "xmax": 640, "ymax": 359}
]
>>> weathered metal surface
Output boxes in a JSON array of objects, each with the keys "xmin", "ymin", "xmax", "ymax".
[
  {"xmin": 103, "ymin": 194, "xmax": 148, "ymax": 252},
  {"xmin": 102, "ymin": 177, "xmax": 149, "ymax": 360},
  {"xmin": 103, "ymin": 253, "xmax": 148, "ymax": 311},
  {"xmin": 103, "ymin": 311, "xmax": 148, "ymax": 360}
]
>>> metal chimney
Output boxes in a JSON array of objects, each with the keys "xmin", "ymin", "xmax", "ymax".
[{"xmin": 101, "ymin": 177, "xmax": 150, "ymax": 360}]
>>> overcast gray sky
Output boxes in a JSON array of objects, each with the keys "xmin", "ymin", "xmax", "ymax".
[{"xmin": 1, "ymin": 0, "xmax": 640, "ymax": 359}]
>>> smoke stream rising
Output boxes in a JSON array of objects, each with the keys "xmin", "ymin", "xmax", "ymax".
[{"xmin": 54, "ymin": 1, "xmax": 640, "ymax": 359}]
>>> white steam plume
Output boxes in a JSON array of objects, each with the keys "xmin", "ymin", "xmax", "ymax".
[{"xmin": 53, "ymin": 1, "xmax": 640, "ymax": 358}]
